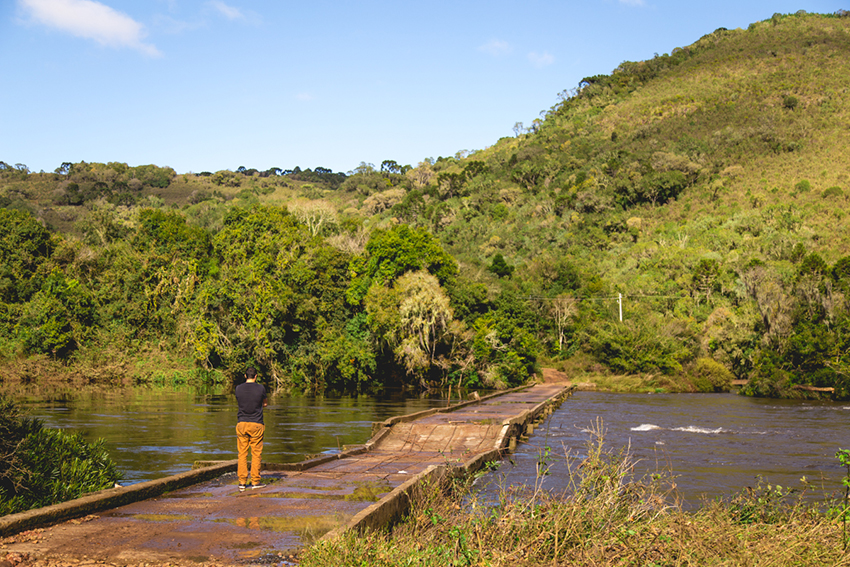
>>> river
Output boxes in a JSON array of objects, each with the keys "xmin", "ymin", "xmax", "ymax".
[
  {"xmin": 13, "ymin": 384, "xmax": 451, "ymax": 483},
  {"xmin": 479, "ymin": 391, "xmax": 849, "ymax": 507},
  {"xmin": 13, "ymin": 386, "xmax": 849, "ymax": 507}
]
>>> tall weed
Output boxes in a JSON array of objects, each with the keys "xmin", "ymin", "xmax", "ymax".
[{"xmin": 303, "ymin": 422, "xmax": 849, "ymax": 566}]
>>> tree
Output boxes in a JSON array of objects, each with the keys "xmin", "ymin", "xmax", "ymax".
[
  {"xmin": 380, "ymin": 160, "xmax": 401, "ymax": 175},
  {"xmin": 489, "ymin": 253, "xmax": 514, "ymax": 278},
  {"xmin": 15, "ymin": 270, "xmax": 94, "ymax": 357},
  {"xmin": 436, "ymin": 172, "xmax": 466, "ymax": 199},
  {"xmin": 365, "ymin": 271, "xmax": 454, "ymax": 383},
  {"xmin": 549, "ymin": 295, "xmax": 578, "ymax": 352},
  {"xmin": 692, "ymin": 259, "xmax": 721, "ymax": 305},
  {"xmin": 407, "ymin": 161, "xmax": 435, "ymax": 189},
  {"xmin": 395, "ymin": 272, "xmax": 453, "ymax": 376},
  {"xmin": 135, "ymin": 208, "xmax": 211, "ymax": 259},
  {"xmin": 290, "ymin": 200, "xmax": 338, "ymax": 237},
  {"xmin": 463, "ymin": 160, "xmax": 487, "ymax": 179},
  {"xmin": 351, "ymin": 162, "xmax": 376, "ymax": 175},
  {"xmin": 0, "ymin": 208, "xmax": 54, "ymax": 303},
  {"xmin": 347, "ymin": 224, "xmax": 458, "ymax": 305}
]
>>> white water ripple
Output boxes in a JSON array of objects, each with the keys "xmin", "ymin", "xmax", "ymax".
[
  {"xmin": 631, "ymin": 424, "xmax": 730, "ymax": 435},
  {"xmin": 672, "ymin": 425, "xmax": 726, "ymax": 434},
  {"xmin": 631, "ymin": 424, "xmax": 662, "ymax": 431}
]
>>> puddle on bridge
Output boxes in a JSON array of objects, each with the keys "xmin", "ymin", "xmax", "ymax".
[
  {"xmin": 130, "ymin": 513, "xmax": 194, "ymax": 522},
  {"xmin": 252, "ymin": 479, "xmax": 391, "ymax": 502},
  {"xmin": 160, "ymin": 491, "xmax": 214, "ymax": 499},
  {"xmin": 216, "ymin": 514, "xmax": 342, "ymax": 542}
]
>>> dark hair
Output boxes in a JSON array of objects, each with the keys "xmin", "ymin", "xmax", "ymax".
[{"xmin": 245, "ymin": 367, "xmax": 257, "ymax": 379}]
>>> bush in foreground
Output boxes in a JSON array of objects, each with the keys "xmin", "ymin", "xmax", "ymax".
[
  {"xmin": 302, "ymin": 424, "xmax": 848, "ymax": 566},
  {"xmin": 0, "ymin": 394, "xmax": 121, "ymax": 515}
]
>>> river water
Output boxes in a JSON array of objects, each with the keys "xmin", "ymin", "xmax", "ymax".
[
  {"xmin": 13, "ymin": 387, "xmax": 849, "ymax": 507},
  {"xmin": 14, "ymin": 385, "xmax": 451, "ymax": 484},
  {"xmin": 478, "ymin": 391, "xmax": 849, "ymax": 507}
]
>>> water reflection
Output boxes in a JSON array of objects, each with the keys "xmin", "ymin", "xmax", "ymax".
[{"xmin": 16, "ymin": 385, "xmax": 451, "ymax": 484}]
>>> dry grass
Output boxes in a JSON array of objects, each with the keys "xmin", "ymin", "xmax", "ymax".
[{"xmin": 302, "ymin": 422, "xmax": 850, "ymax": 567}]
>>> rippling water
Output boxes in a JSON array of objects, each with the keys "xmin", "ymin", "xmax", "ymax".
[{"xmin": 475, "ymin": 391, "xmax": 849, "ymax": 507}]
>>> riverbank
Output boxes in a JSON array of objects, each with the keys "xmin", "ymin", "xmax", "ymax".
[
  {"xmin": 0, "ymin": 348, "xmax": 212, "ymax": 389},
  {"xmin": 0, "ymin": 354, "xmax": 724, "ymax": 396},
  {"xmin": 2, "ymin": 345, "xmax": 840, "ymax": 402},
  {"xmin": 300, "ymin": 430, "xmax": 849, "ymax": 567},
  {"xmin": 4, "ymin": 483, "xmax": 846, "ymax": 567}
]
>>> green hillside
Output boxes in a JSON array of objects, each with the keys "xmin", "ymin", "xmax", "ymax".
[{"xmin": 2, "ymin": 11, "xmax": 849, "ymax": 398}]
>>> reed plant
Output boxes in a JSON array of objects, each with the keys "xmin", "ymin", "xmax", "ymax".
[
  {"xmin": 302, "ymin": 423, "xmax": 850, "ymax": 566},
  {"xmin": 836, "ymin": 448, "xmax": 850, "ymax": 551}
]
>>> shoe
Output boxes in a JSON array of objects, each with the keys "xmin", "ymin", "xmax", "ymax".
[
  {"xmin": 250, "ymin": 483, "xmax": 266, "ymax": 490},
  {"xmin": 238, "ymin": 484, "xmax": 247, "ymax": 492}
]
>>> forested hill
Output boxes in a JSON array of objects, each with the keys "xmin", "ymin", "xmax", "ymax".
[{"xmin": 2, "ymin": 11, "xmax": 850, "ymax": 398}]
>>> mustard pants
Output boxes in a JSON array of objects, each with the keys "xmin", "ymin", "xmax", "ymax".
[{"xmin": 236, "ymin": 421, "xmax": 264, "ymax": 485}]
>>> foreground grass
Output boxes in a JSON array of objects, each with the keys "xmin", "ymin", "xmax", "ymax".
[{"xmin": 302, "ymin": 426, "xmax": 850, "ymax": 567}]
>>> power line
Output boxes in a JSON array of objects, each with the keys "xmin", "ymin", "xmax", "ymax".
[
  {"xmin": 525, "ymin": 294, "xmax": 690, "ymax": 301},
  {"xmin": 525, "ymin": 292, "xmax": 693, "ymax": 322}
]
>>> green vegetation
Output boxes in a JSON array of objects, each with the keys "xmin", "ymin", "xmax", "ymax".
[
  {"xmin": 0, "ymin": 394, "xmax": 121, "ymax": 515},
  {"xmin": 838, "ymin": 448, "xmax": 850, "ymax": 551},
  {"xmin": 301, "ymin": 428, "xmax": 849, "ymax": 567},
  {"xmin": 2, "ymin": 12, "xmax": 850, "ymax": 397}
]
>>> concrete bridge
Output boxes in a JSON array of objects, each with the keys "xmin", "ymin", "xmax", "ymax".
[{"xmin": 0, "ymin": 383, "xmax": 573, "ymax": 565}]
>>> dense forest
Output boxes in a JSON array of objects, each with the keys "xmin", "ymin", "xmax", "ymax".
[{"xmin": 2, "ymin": 11, "xmax": 850, "ymax": 398}]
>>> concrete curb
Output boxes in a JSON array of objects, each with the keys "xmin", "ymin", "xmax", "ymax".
[
  {"xmin": 369, "ymin": 384, "xmax": 533, "ymax": 437},
  {"xmin": 319, "ymin": 383, "xmax": 577, "ymax": 542},
  {"xmin": 0, "ymin": 460, "xmax": 237, "ymax": 538},
  {"xmin": 320, "ymin": 463, "xmax": 450, "ymax": 540}
]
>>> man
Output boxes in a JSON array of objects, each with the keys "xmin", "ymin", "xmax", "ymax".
[{"xmin": 235, "ymin": 366, "xmax": 268, "ymax": 491}]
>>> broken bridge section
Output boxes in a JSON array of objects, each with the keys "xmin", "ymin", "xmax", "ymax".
[{"xmin": 0, "ymin": 384, "xmax": 572, "ymax": 565}]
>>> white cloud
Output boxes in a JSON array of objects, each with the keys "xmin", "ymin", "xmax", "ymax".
[
  {"xmin": 528, "ymin": 51, "xmax": 555, "ymax": 68},
  {"xmin": 619, "ymin": 0, "xmax": 646, "ymax": 6},
  {"xmin": 478, "ymin": 39, "xmax": 512, "ymax": 57},
  {"xmin": 208, "ymin": 0, "xmax": 244, "ymax": 20},
  {"xmin": 19, "ymin": 0, "xmax": 160, "ymax": 56},
  {"xmin": 295, "ymin": 92, "xmax": 314, "ymax": 102}
]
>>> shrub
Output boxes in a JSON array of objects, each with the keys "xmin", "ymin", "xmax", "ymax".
[
  {"xmin": 823, "ymin": 186, "xmax": 843, "ymax": 198},
  {"xmin": 0, "ymin": 394, "xmax": 121, "ymax": 515},
  {"xmin": 617, "ymin": 170, "xmax": 688, "ymax": 207},
  {"xmin": 689, "ymin": 357, "xmax": 734, "ymax": 392},
  {"xmin": 587, "ymin": 317, "xmax": 696, "ymax": 375},
  {"xmin": 794, "ymin": 179, "xmax": 811, "ymax": 193},
  {"xmin": 489, "ymin": 202, "xmax": 509, "ymax": 221},
  {"xmin": 783, "ymin": 95, "xmax": 799, "ymax": 110}
]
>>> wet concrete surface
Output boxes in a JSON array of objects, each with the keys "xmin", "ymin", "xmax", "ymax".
[{"xmin": 1, "ymin": 384, "xmax": 567, "ymax": 566}]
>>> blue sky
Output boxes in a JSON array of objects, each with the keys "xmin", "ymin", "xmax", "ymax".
[{"xmin": 2, "ymin": 0, "xmax": 845, "ymax": 174}]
